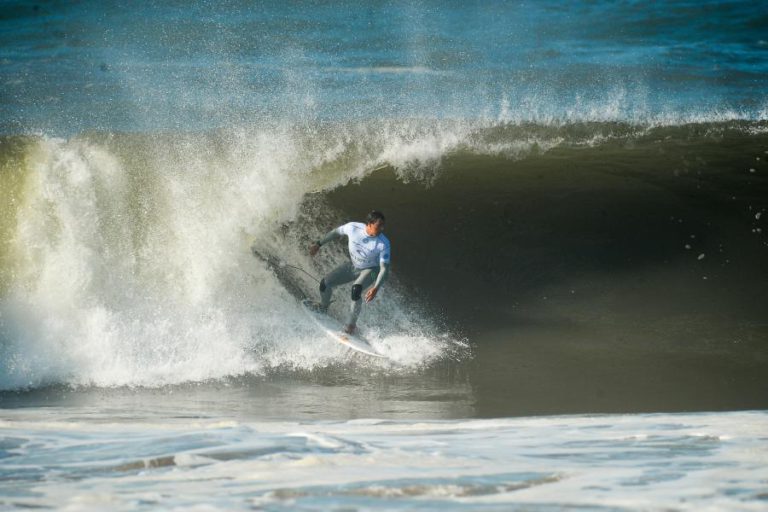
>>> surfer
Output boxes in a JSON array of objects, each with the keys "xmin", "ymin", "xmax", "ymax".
[{"xmin": 308, "ymin": 210, "xmax": 391, "ymax": 334}]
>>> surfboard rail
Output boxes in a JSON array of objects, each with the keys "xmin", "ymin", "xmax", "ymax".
[{"xmin": 300, "ymin": 299, "xmax": 387, "ymax": 358}]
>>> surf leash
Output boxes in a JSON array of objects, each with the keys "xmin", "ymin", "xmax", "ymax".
[{"xmin": 281, "ymin": 263, "xmax": 321, "ymax": 284}]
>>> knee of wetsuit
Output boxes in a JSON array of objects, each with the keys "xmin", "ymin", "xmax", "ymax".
[
  {"xmin": 319, "ymin": 279, "xmax": 327, "ymax": 293},
  {"xmin": 351, "ymin": 284, "xmax": 363, "ymax": 301}
]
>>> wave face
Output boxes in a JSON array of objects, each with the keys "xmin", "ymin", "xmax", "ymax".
[{"xmin": 1, "ymin": 119, "xmax": 767, "ymax": 401}]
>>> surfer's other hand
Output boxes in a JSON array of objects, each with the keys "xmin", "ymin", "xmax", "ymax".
[
  {"xmin": 309, "ymin": 242, "xmax": 320, "ymax": 256},
  {"xmin": 365, "ymin": 286, "xmax": 378, "ymax": 302}
]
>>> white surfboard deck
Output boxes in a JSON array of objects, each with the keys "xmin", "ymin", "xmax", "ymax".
[{"xmin": 300, "ymin": 299, "xmax": 387, "ymax": 358}]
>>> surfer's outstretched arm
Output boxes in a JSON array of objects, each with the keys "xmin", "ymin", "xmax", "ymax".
[
  {"xmin": 310, "ymin": 226, "xmax": 344, "ymax": 256},
  {"xmin": 318, "ymin": 226, "xmax": 344, "ymax": 246}
]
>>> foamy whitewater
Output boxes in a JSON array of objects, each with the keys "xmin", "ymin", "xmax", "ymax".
[
  {"xmin": 1, "ymin": 1, "xmax": 768, "ymax": 510},
  {"xmin": 1, "ymin": 123, "xmax": 469, "ymax": 390},
  {"xmin": 2, "ymin": 409, "xmax": 767, "ymax": 511}
]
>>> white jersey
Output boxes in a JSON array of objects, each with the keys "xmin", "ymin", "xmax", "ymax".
[{"xmin": 336, "ymin": 222, "xmax": 391, "ymax": 270}]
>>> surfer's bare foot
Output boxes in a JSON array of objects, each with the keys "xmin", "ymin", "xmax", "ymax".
[{"xmin": 343, "ymin": 324, "xmax": 356, "ymax": 335}]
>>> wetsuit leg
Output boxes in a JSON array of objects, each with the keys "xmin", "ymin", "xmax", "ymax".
[
  {"xmin": 347, "ymin": 268, "xmax": 377, "ymax": 327},
  {"xmin": 320, "ymin": 261, "xmax": 357, "ymax": 309}
]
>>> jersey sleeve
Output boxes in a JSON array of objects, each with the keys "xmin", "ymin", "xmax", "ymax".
[
  {"xmin": 336, "ymin": 222, "xmax": 352, "ymax": 236},
  {"xmin": 379, "ymin": 241, "xmax": 391, "ymax": 264}
]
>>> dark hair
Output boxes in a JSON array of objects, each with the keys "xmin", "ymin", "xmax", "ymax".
[{"xmin": 366, "ymin": 210, "xmax": 385, "ymax": 224}]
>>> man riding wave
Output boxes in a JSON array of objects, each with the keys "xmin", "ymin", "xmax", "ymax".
[{"xmin": 308, "ymin": 210, "xmax": 390, "ymax": 335}]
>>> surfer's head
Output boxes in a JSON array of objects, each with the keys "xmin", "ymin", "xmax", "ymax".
[{"xmin": 365, "ymin": 210, "xmax": 385, "ymax": 236}]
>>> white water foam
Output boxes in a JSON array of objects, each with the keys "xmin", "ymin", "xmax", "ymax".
[
  {"xmin": 1, "ymin": 410, "xmax": 766, "ymax": 511},
  {"xmin": 0, "ymin": 122, "xmax": 484, "ymax": 390}
]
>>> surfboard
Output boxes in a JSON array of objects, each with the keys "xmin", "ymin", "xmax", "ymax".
[
  {"xmin": 300, "ymin": 299, "xmax": 387, "ymax": 358},
  {"xmin": 252, "ymin": 246, "xmax": 387, "ymax": 358}
]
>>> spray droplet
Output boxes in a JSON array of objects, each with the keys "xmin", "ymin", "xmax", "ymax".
[{"xmin": 697, "ymin": 253, "xmax": 705, "ymax": 260}]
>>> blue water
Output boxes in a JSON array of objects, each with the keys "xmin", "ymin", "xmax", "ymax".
[{"xmin": 1, "ymin": 1, "xmax": 767, "ymax": 134}]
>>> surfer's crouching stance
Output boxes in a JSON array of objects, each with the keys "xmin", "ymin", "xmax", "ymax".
[{"xmin": 308, "ymin": 210, "xmax": 391, "ymax": 335}]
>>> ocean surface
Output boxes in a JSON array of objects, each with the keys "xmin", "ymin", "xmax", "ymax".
[{"xmin": 1, "ymin": 0, "xmax": 767, "ymax": 509}]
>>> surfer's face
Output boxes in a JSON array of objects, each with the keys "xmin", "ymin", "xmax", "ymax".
[{"xmin": 366, "ymin": 220, "xmax": 384, "ymax": 236}]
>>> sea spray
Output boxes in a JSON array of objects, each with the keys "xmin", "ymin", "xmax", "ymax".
[{"xmin": 0, "ymin": 121, "xmax": 491, "ymax": 390}]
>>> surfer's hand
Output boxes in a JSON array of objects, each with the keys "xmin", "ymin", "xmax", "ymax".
[
  {"xmin": 365, "ymin": 286, "xmax": 378, "ymax": 303},
  {"xmin": 309, "ymin": 242, "xmax": 320, "ymax": 256}
]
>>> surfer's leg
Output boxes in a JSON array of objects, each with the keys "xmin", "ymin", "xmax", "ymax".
[
  {"xmin": 320, "ymin": 261, "xmax": 355, "ymax": 309},
  {"xmin": 347, "ymin": 269, "xmax": 376, "ymax": 328}
]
